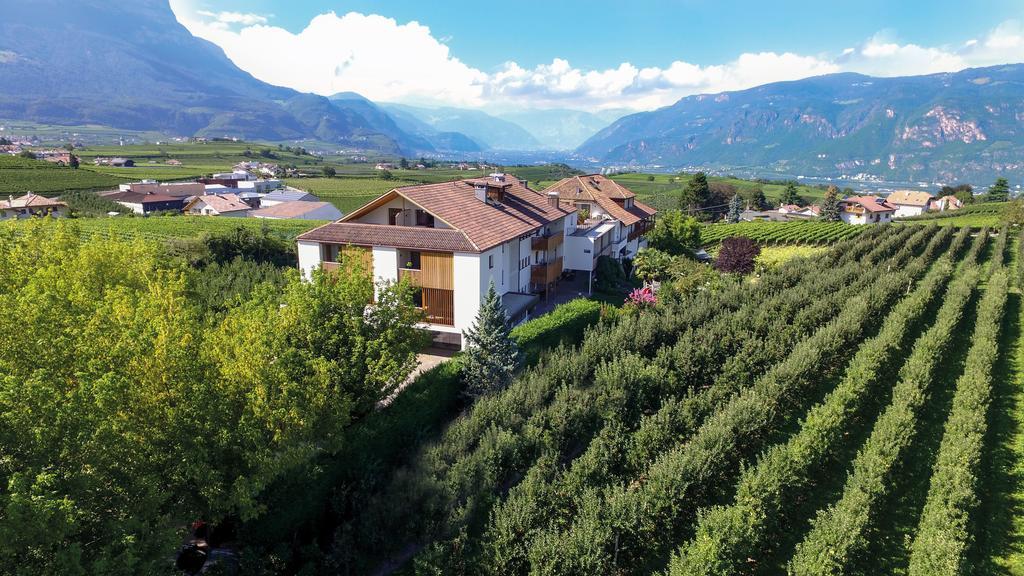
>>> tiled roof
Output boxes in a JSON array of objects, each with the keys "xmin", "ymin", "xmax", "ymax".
[
  {"xmin": 188, "ymin": 193, "xmax": 249, "ymax": 213},
  {"xmin": 251, "ymin": 201, "xmax": 339, "ymax": 219},
  {"xmin": 264, "ymin": 190, "xmax": 319, "ymax": 202},
  {"xmin": 0, "ymin": 192, "xmax": 66, "ymax": 209},
  {"xmin": 298, "ymin": 222, "xmax": 477, "ymax": 253},
  {"xmin": 841, "ymin": 196, "xmax": 896, "ymax": 213},
  {"xmin": 344, "ymin": 177, "xmax": 577, "ymax": 251},
  {"xmin": 543, "ymin": 175, "xmax": 655, "ymax": 226},
  {"xmin": 887, "ymin": 190, "xmax": 933, "ymax": 207},
  {"xmin": 106, "ymin": 191, "xmax": 183, "ymax": 204}
]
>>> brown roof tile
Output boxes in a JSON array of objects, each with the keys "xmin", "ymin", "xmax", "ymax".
[
  {"xmin": 841, "ymin": 196, "xmax": 896, "ymax": 213},
  {"xmin": 251, "ymin": 201, "xmax": 339, "ymax": 219},
  {"xmin": 343, "ymin": 177, "xmax": 576, "ymax": 251},
  {"xmin": 887, "ymin": 190, "xmax": 933, "ymax": 207},
  {"xmin": 297, "ymin": 222, "xmax": 476, "ymax": 252},
  {"xmin": 543, "ymin": 175, "xmax": 656, "ymax": 226}
]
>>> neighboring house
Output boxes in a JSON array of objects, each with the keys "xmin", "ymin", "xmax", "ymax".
[
  {"xmin": 120, "ymin": 181, "xmax": 206, "ymax": 198},
  {"xmin": 105, "ymin": 191, "xmax": 186, "ymax": 214},
  {"xmin": 236, "ymin": 179, "xmax": 282, "ymax": 194},
  {"xmin": 840, "ymin": 196, "xmax": 896, "ymax": 225},
  {"xmin": 295, "ymin": 174, "xmax": 577, "ymax": 348},
  {"xmin": 887, "ymin": 190, "xmax": 934, "ymax": 217},
  {"xmin": 929, "ymin": 195, "xmax": 964, "ymax": 212},
  {"xmin": 778, "ymin": 204, "xmax": 819, "ymax": 219},
  {"xmin": 0, "ymin": 192, "xmax": 67, "ymax": 219},
  {"xmin": 251, "ymin": 201, "xmax": 342, "ymax": 221},
  {"xmin": 375, "ymin": 162, "xmax": 394, "ymax": 170},
  {"xmin": 261, "ymin": 189, "xmax": 320, "ymax": 207},
  {"xmin": 212, "ymin": 171, "xmax": 251, "ymax": 181},
  {"xmin": 742, "ymin": 209, "xmax": 791, "ymax": 222},
  {"xmin": 542, "ymin": 174, "xmax": 657, "ymax": 270},
  {"xmin": 39, "ymin": 152, "xmax": 72, "ymax": 165},
  {"xmin": 94, "ymin": 157, "xmax": 135, "ymax": 167},
  {"xmin": 185, "ymin": 193, "xmax": 251, "ymax": 217}
]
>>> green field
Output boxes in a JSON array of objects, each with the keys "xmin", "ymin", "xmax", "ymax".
[
  {"xmin": 0, "ymin": 155, "xmax": 127, "ymax": 195},
  {"xmin": 610, "ymin": 172, "xmax": 829, "ymax": 211},
  {"xmin": 700, "ymin": 220, "xmax": 866, "ymax": 246},
  {"xmin": 897, "ymin": 201, "xmax": 1007, "ymax": 228},
  {"xmin": 16, "ymin": 215, "xmax": 323, "ymax": 243}
]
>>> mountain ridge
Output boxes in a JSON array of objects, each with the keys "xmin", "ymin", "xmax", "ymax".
[{"xmin": 577, "ymin": 64, "xmax": 1024, "ymax": 183}]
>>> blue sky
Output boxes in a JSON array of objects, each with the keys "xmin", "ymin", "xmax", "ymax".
[{"xmin": 170, "ymin": 0, "xmax": 1024, "ymax": 110}]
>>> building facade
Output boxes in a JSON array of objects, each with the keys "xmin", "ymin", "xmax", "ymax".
[
  {"xmin": 840, "ymin": 196, "xmax": 896, "ymax": 225},
  {"xmin": 296, "ymin": 175, "xmax": 576, "ymax": 348}
]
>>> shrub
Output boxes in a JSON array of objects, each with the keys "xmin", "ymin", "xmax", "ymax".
[{"xmin": 714, "ymin": 236, "xmax": 760, "ymax": 274}]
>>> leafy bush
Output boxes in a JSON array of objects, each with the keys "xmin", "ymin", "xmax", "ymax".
[
  {"xmin": 714, "ymin": 236, "xmax": 760, "ymax": 274},
  {"xmin": 647, "ymin": 210, "xmax": 702, "ymax": 255}
]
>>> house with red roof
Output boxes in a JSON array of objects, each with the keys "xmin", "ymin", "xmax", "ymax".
[
  {"xmin": 541, "ymin": 174, "xmax": 657, "ymax": 268},
  {"xmin": 0, "ymin": 192, "xmax": 67, "ymax": 220},
  {"xmin": 296, "ymin": 174, "xmax": 577, "ymax": 348},
  {"xmin": 839, "ymin": 196, "xmax": 896, "ymax": 225},
  {"xmin": 184, "ymin": 193, "xmax": 251, "ymax": 217}
]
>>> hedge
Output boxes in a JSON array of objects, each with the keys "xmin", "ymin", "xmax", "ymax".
[{"xmin": 512, "ymin": 298, "xmax": 604, "ymax": 362}]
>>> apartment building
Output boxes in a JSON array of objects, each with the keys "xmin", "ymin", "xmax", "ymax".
[{"xmin": 296, "ymin": 174, "xmax": 576, "ymax": 348}]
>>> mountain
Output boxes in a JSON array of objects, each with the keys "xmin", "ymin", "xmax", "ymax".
[
  {"xmin": 498, "ymin": 109, "xmax": 624, "ymax": 150},
  {"xmin": 578, "ymin": 64, "xmax": 1024, "ymax": 184},
  {"xmin": 369, "ymin": 99, "xmax": 484, "ymax": 154},
  {"xmin": 0, "ymin": 0, "xmax": 431, "ymax": 154},
  {"xmin": 381, "ymin": 104, "xmax": 541, "ymax": 151}
]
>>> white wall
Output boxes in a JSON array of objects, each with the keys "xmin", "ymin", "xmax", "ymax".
[
  {"xmin": 895, "ymin": 205, "xmax": 926, "ymax": 218},
  {"xmin": 297, "ymin": 241, "xmax": 321, "ymax": 279},
  {"xmin": 373, "ymin": 247, "xmax": 398, "ymax": 284},
  {"xmin": 453, "ymin": 252, "xmax": 483, "ymax": 335},
  {"xmin": 565, "ymin": 235, "xmax": 596, "ymax": 271}
]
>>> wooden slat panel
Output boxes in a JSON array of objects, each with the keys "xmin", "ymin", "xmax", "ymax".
[
  {"xmin": 420, "ymin": 251, "xmax": 454, "ymax": 290},
  {"xmin": 423, "ymin": 288, "xmax": 454, "ymax": 326},
  {"xmin": 339, "ymin": 245, "xmax": 373, "ymax": 273}
]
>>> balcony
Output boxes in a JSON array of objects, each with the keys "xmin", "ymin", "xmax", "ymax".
[
  {"xmin": 628, "ymin": 220, "xmax": 654, "ymax": 241},
  {"xmin": 321, "ymin": 261, "xmax": 341, "ymax": 274},
  {"xmin": 398, "ymin": 267, "xmax": 421, "ymax": 285},
  {"xmin": 530, "ymin": 256, "xmax": 562, "ymax": 285},
  {"xmin": 531, "ymin": 230, "xmax": 564, "ymax": 251}
]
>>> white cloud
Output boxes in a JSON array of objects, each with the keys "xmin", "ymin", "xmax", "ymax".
[{"xmin": 169, "ymin": 4, "xmax": 1024, "ymax": 112}]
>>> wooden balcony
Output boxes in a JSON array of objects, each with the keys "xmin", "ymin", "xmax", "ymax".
[
  {"xmin": 398, "ymin": 267, "xmax": 421, "ymax": 284},
  {"xmin": 530, "ymin": 257, "xmax": 562, "ymax": 285},
  {"xmin": 531, "ymin": 230, "xmax": 564, "ymax": 251},
  {"xmin": 321, "ymin": 261, "xmax": 341, "ymax": 274},
  {"xmin": 397, "ymin": 252, "xmax": 454, "ymax": 290},
  {"xmin": 628, "ymin": 220, "xmax": 654, "ymax": 241}
]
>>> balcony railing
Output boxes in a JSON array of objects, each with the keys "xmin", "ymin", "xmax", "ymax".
[
  {"xmin": 398, "ymin": 267, "xmax": 421, "ymax": 284},
  {"xmin": 628, "ymin": 220, "xmax": 654, "ymax": 241},
  {"xmin": 530, "ymin": 256, "xmax": 562, "ymax": 285},
  {"xmin": 321, "ymin": 261, "xmax": 341, "ymax": 273},
  {"xmin": 531, "ymin": 230, "xmax": 564, "ymax": 251}
]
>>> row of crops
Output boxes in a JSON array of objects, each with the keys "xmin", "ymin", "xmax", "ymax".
[
  {"xmin": 304, "ymin": 223, "xmax": 1015, "ymax": 575},
  {"xmin": 0, "ymin": 155, "xmax": 126, "ymax": 195},
  {"xmin": 700, "ymin": 220, "xmax": 865, "ymax": 246},
  {"xmin": 10, "ymin": 216, "xmax": 323, "ymax": 243}
]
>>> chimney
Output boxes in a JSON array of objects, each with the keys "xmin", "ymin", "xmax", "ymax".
[
  {"xmin": 547, "ymin": 191, "xmax": 560, "ymax": 208},
  {"xmin": 474, "ymin": 184, "xmax": 487, "ymax": 203}
]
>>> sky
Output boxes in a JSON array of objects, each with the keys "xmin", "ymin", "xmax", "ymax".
[{"xmin": 169, "ymin": 0, "xmax": 1024, "ymax": 112}]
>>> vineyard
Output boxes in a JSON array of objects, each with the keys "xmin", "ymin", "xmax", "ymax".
[
  {"xmin": 307, "ymin": 222, "xmax": 1024, "ymax": 575},
  {"xmin": 13, "ymin": 215, "xmax": 322, "ymax": 242},
  {"xmin": 700, "ymin": 220, "xmax": 865, "ymax": 246},
  {"xmin": 0, "ymin": 155, "xmax": 126, "ymax": 195}
]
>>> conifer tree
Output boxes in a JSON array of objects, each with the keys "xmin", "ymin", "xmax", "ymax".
[
  {"xmin": 727, "ymin": 193, "xmax": 742, "ymax": 223},
  {"xmin": 462, "ymin": 282, "xmax": 520, "ymax": 398},
  {"xmin": 680, "ymin": 172, "xmax": 710, "ymax": 211},
  {"xmin": 987, "ymin": 177, "xmax": 1011, "ymax": 202},
  {"xmin": 820, "ymin": 185, "xmax": 841, "ymax": 221},
  {"xmin": 781, "ymin": 182, "xmax": 801, "ymax": 205}
]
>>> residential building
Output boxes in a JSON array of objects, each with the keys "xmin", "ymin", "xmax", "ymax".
[
  {"xmin": 94, "ymin": 157, "xmax": 135, "ymax": 167},
  {"xmin": 542, "ymin": 174, "xmax": 656, "ymax": 272},
  {"xmin": 839, "ymin": 196, "xmax": 896, "ymax": 225},
  {"xmin": 120, "ymin": 181, "xmax": 205, "ymax": 198},
  {"xmin": 887, "ymin": 190, "xmax": 934, "ymax": 217},
  {"xmin": 105, "ymin": 191, "xmax": 186, "ymax": 214},
  {"xmin": 261, "ymin": 189, "xmax": 320, "ymax": 207},
  {"xmin": 251, "ymin": 201, "xmax": 342, "ymax": 221},
  {"xmin": 929, "ymin": 195, "xmax": 964, "ymax": 212},
  {"xmin": 236, "ymin": 179, "xmax": 282, "ymax": 194},
  {"xmin": 295, "ymin": 174, "xmax": 577, "ymax": 348},
  {"xmin": 0, "ymin": 192, "xmax": 67, "ymax": 219},
  {"xmin": 185, "ymin": 193, "xmax": 251, "ymax": 217},
  {"xmin": 212, "ymin": 171, "xmax": 252, "ymax": 181}
]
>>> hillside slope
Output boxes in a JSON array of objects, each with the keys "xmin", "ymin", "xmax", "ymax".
[{"xmin": 578, "ymin": 65, "xmax": 1024, "ymax": 183}]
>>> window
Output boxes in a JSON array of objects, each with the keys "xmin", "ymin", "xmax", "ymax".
[
  {"xmin": 388, "ymin": 208, "xmax": 402, "ymax": 225},
  {"xmin": 415, "ymin": 209, "xmax": 435, "ymax": 227},
  {"xmin": 412, "ymin": 288, "xmax": 423, "ymax": 308},
  {"xmin": 404, "ymin": 251, "xmax": 421, "ymax": 269},
  {"xmin": 488, "ymin": 255, "xmax": 494, "ymax": 269}
]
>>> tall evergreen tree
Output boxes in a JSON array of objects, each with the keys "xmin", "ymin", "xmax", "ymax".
[
  {"xmin": 727, "ymin": 193, "xmax": 742, "ymax": 223},
  {"xmin": 680, "ymin": 172, "xmax": 710, "ymax": 212},
  {"xmin": 987, "ymin": 177, "xmax": 1011, "ymax": 202},
  {"xmin": 820, "ymin": 185, "xmax": 842, "ymax": 222},
  {"xmin": 780, "ymin": 182, "xmax": 801, "ymax": 205},
  {"xmin": 462, "ymin": 282, "xmax": 520, "ymax": 398}
]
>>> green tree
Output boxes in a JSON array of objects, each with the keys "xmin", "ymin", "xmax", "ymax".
[
  {"xmin": 727, "ymin": 194, "xmax": 742, "ymax": 223},
  {"xmin": 987, "ymin": 177, "xmax": 1011, "ymax": 202},
  {"xmin": 780, "ymin": 182, "xmax": 801, "ymax": 205},
  {"xmin": 632, "ymin": 247, "xmax": 675, "ymax": 283},
  {"xmin": 941, "ymin": 183, "xmax": 974, "ymax": 205},
  {"xmin": 68, "ymin": 154, "xmax": 79, "ymax": 169},
  {"xmin": 1004, "ymin": 198, "xmax": 1024, "ymax": 227},
  {"xmin": 322, "ymin": 166, "xmax": 337, "ymax": 178},
  {"xmin": 380, "ymin": 169, "xmax": 395, "ymax": 181},
  {"xmin": 820, "ymin": 185, "xmax": 842, "ymax": 222},
  {"xmin": 680, "ymin": 172, "xmax": 710, "ymax": 212},
  {"xmin": 646, "ymin": 210, "xmax": 702, "ymax": 256},
  {"xmin": 462, "ymin": 282, "xmax": 520, "ymax": 398},
  {"xmin": 399, "ymin": 157, "xmax": 410, "ymax": 169},
  {"xmin": 17, "ymin": 150, "xmax": 36, "ymax": 160},
  {"xmin": 743, "ymin": 186, "xmax": 769, "ymax": 210}
]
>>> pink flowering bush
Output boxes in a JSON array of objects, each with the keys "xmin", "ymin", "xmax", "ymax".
[{"xmin": 627, "ymin": 286, "xmax": 657, "ymax": 307}]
